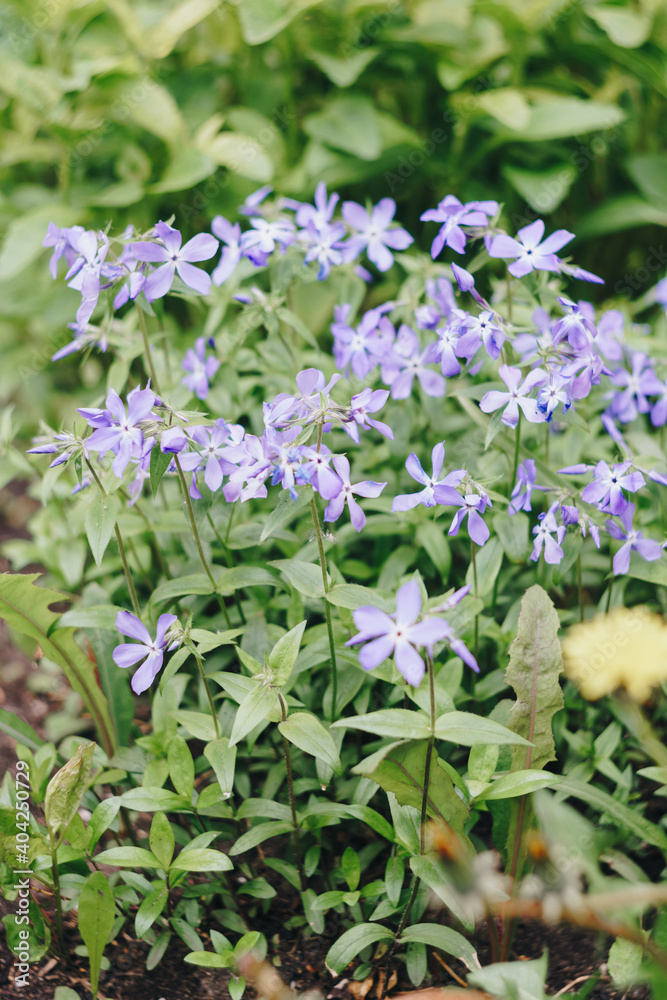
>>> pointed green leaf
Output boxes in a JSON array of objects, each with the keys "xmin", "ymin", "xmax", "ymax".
[
  {"xmin": 94, "ymin": 846, "xmax": 162, "ymax": 868},
  {"xmin": 150, "ymin": 446, "xmax": 172, "ymax": 498},
  {"xmin": 434, "ymin": 712, "xmax": 531, "ymax": 747},
  {"xmin": 78, "ymin": 872, "xmax": 115, "ymax": 999},
  {"xmin": 204, "ymin": 737, "xmax": 236, "ymax": 799},
  {"xmin": 149, "ymin": 812, "xmax": 175, "ymax": 870},
  {"xmin": 44, "ymin": 741, "xmax": 95, "ymax": 846},
  {"xmin": 400, "ymin": 923, "xmax": 479, "ymax": 972},
  {"xmin": 279, "ymin": 712, "xmax": 341, "ymax": 775},
  {"xmin": 326, "ymin": 923, "xmax": 394, "ymax": 975},
  {"xmin": 332, "ymin": 709, "xmax": 431, "ymax": 740},
  {"xmin": 84, "ymin": 493, "xmax": 121, "ymax": 568},
  {"xmin": 229, "ymin": 685, "xmax": 278, "ymax": 747},
  {"xmin": 135, "ymin": 884, "xmax": 168, "ymax": 938},
  {"xmin": 170, "ymin": 848, "xmax": 232, "ymax": 872},
  {"xmin": 268, "ymin": 619, "xmax": 306, "ymax": 685}
]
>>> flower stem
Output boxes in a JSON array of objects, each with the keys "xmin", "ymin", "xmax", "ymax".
[
  {"xmin": 506, "ymin": 268, "xmax": 513, "ymax": 325},
  {"xmin": 85, "ymin": 459, "xmax": 140, "ymax": 617},
  {"xmin": 310, "ymin": 496, "xmax": 338, "ymax": 722},
  {"xmin": 206, "ymin": 511, "xmax": 246, "ymax": 625},
  {"xmin": 471, "ymin": 539, "xmax": 479, "ymax": 659},
  {"xmin": 49, "ymin": 834, "xmax": 66, "ymax": 958},
  {"xmin": 193, "ymin": 646, "xmax": 221, "ymax": 740},
  {"xmin": 173, "ymin": 456, "xmax": 232, "ymax": 629},
  {"xmin": 278, "ymin": 692, "xmax": 306, "ymax": 891},
  {"xmin": 576, "ymin": 553, "xmax": 584, "ymax": 623},
  {"xmin": 136, "ymin": 304, "xmax": 161, "ymax": 396},
  {"xmin": 511, "ymin": 412, "xmax": 521, "ymax": 488}
]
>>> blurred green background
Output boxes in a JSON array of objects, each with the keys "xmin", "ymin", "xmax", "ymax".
[{"xmin": 0, "ymin": 0, "xmax": 666, "ymax": 434}]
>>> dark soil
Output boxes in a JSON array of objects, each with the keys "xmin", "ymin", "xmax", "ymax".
[{"xmin": 0, "ymin": 482, "xmax": 654, "ymax": 1000}]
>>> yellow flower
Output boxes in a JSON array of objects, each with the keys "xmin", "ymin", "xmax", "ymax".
[{"xmin": 562, "ymin": 606, "xmax": 667, "ymax": 702}]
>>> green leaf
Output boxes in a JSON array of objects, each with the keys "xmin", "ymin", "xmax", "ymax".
[
  {"xmin": 499, "ymin": 96, "xmax": 625, "ymax": 141},
  {"xmin": 409, "ymin": 856, "xmax": 475, "ymax": 933},
  {"xmin": 332, "ymin": 709, "xmax": 431, "ymax": 740},
  {"xmin": 434, "ymin": 712, "xmax": 531, "ymax": 747},
  {"xmin": 57, "ymin": 605, "xmax": 125, "ymax": 630},
  {"xmin": 307, "ymin": 47, "xmax": 378, "ymax": 87},
  {"xmin": 237, "ymin": 0, "xmax": 323, "ymax": 45},
  {"xmin": 326, "ymin": 923, "xmax": 394, "ymax": 975},
  {"xmin": 84, "ymin": 493, "xmax": 121, "ymax": 568},
  {"xmin": 270, "ymin": 559, "xmax": 325, "ymax": 599},
  {"xmin": 0, "ymin": 574, "xmax": 115, "ymax": 754},
  {"xmin": 341, "ymin": 847, "xmax": 360, "ymax": 891},
  {"xmin": 185, "ymin": 951, "xmax": 231, "ymax": 968},
  {"xmin": 78, "ymin": 872, "xmax": 115, "ymax": 999},
  {"xmin": 94, "ymin": 846, "xmax": 162, "ymax": 868},
  {"xmin": 237, "ymin": 799, "xmax": 293, "ymax": 822},
  {"xmin": 400, "ymin": 923, "xmax": 479, "ymax": 972},
  {"xmin": 474, "ymin": 770, "xmax": 561, "ymax": 802},
  {"xmin": 626, "ymin": 154, "xmax": 667, "ymax": 210},
  {"xmin": 263, "ymin": 857, "xmax": 303, "ymax": 891},
  {"xmin": 304, "ymin": 96, "xmax": 382, "ymax": 160},
  {"xmin": 171, "ymin": 710, "xmax": 219, "ymax": 741},
  {"xmin": 44, "ymin": 741, "xmax": 95, "ymax": 846},
  {"xmin": 87, "ymin": 796, "xmax": 121, "ymax": 852},
  {"xmin": 229, "ymin": 685, "xmax": 278, "ymax": 747},
  {"xmin": 385, "ymin": 855, "xmax": 404, "ymax": 906},
  {"xmin": 259, "ymin": 487, "xmax": 312, "ymax": 543},
  {"xmin": 167, "ymin": 735, "xmax": 195, "ymax": 800},
  {"xmin": 149, "ymin": 812, "xmax": 175, "ymax": 871},
  {"xmin": 269, "ymin": 620, "xmax": 306, "ymax": 685},
  {"xmin": 502, "ymin": 164, "xmax": 577, "ymax": 214},
  {"xmin": 279, "ymin": 713, "xmax": 342, "ymax": 774},
  {"xmin": 0, "ymin": 204, "xmax": 80, "ymax": 282},
  {"xmin": 608, "ymin": 937, "xmax": 646, "ymax": 988},
  {"xmin": 325, "ymin": 584, "xmax": 394, "ymax": 613},
  {"xmin": 170, "ymin": 848, "xmax": 233, "ymax": 872},
  {"xmin": 0, "ymin": 706, "xmax": 45, "ymax": 753},
  {"xmin": 135, "ymin": 883, "xmax": 168, "ymax": 938},
  {"xmin": 147, "ymin": 930, "xmax": 171, "ymax": 971},
  {"xmin": 204, "ymin": 738, "xmax": 236, "ymax": 799},
  {"xmin": 120, "ymin": 787, "xmax": 191, "ymax": 812},
  {"xmin": 55, "ymin": 989, "xmax": 81, "ymax": 1000},
  {"xmin": 588, "ymin": 6, "xmax": 653, "ymax": 48},
  {"xmin": 217, "ymin": 566, "xmax": 280, "ymax": 593},
  {"xmin": 152, "ymin": 574, "xmax": 219, "ymax": 604},
  {"xmin": 150, "ymin": 446, "xmax": 172, "ymax": 498},
  {"xmin": 556, "ymin": 777, "xmax": 667, "ymax": 851},
  {"xmin": 478, "ymin": 87, "xmax": 531, "ymax": 130},
  {"xmin": 229, "ymin": 820, "xmax": 295, "ymax": 855},
  {"xmin": 505, "ymin": 584, "xmax": 564, "ymax": 771}
]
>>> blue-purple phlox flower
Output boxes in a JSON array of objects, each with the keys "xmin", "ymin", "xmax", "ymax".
[
  {"xmin": 131, "ymin": 222, "xmax": 218, "ymax": 300},
  {"xmin": 508, "ymin": 459, "xmax": 549, "ymax": 515},
  {"xmin": 420, "ymin": 195, "xmax": 497, "ymax": 258},
  {"xmin": 487, "ymin": 219, "xmax": 574, "ymax": 278},
  {"xmin": 392, "ymin": 442, "xmax": 465, "ymax": 512},
  {"xmin": 323, "ymin": 455, "xmax": 386, "ymax": 532},
  {"xmin": 561, "ymin": 459, "xmax": 645, "ymax": 516},
  {"xmin": 479, "ymin": 365, "xmax": 547, "ymax": 428},
  {"xmin": 113, "ymin": 611, "xmax": 179, "ymax": 695},
  {"xmin": 82, "ymin": 385, "xmax": 157, "ymax": 479},
  {"xmin": 606, "ymin": 503, "xmax": 662, "ymax": 576},
  {"xmin": 530, "ymin": 504, "xmax": 565, "ymax": 565},
  {"xmin": 609, "ymin": 352, "xmax": 661, "ymax": 423},
  {"xmin": 342, "ymin": 198, "xmax": 413, "ymax": 272},
  {"xmin": 331, "ymin": 303, "xmax": 394, "ymax": 379},
  {"xmin": 342, "ymin": 387, "xmax": 393, "ymax": 444},
  {"xmin": 382, "ymin": 324, "xmax": 446, "ymax": 399},
  {"xmin": 182, "ymin": 336, "xmax": 220, "ymax": 400},
  {"xmin": 345, "ymin": 579, "xmax": 477, "ymax": 686},
  {"xmin": 434, "ymin": 486, "xmax": 492, "ymax": 546}
]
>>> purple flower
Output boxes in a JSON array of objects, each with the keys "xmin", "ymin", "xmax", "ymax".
[
  {"xmin": 43, "ymin": 222, "xmax": 85, "ymax": 278},
  {"xmin": 650, "ymin": 378, "xmax": 667, "ymax": 427},
  {"xmin": 508, "ymin": 459, "xmax": 548, "ymax": 515},
  {"xmin": 243, "ymin": 217, "xmax": 295, "ymax": 257},
  {"xmin": 461, "ymin": 310, "xmax": 505, "ymax": 360},
  {"xmin": 300, "ymin": 220, "xmax": 347, "ymax": 280},
  {"xmin": 428, "ymin": 311, "xmax": 470, "ymax": 378},
  {"xmin": 536, "ymin": 369, "xmax": 572, "ymax": 421},
  {"xmin": 66, "ymin": 230, "xmax": 110, "ymax": 328},
  {"xmin": 382, "ymin": 324, "xmax": 446, "ymax": 399},
  {"xmin": 479, "ymin": 365, "xmax": 547, "ymax": 428},
  {"xmin": 581, "ymin": 460, "xmax": 645, "ymax": 515},
  {"xmin": 331, "ymin": 303, "xmax": 394, "ymax": 379},
  {"xmin": 211, "ymin": 216, "xmax": 243, "ymax": 285},
  {"xmin": 530, "ymin": 506, "xmax": 565, "ymax": 564},
  {"xmin": 323, "ymin": 455, "xmax": 386, "ymax": 532},
  {"xmin": 345, "ymin": 580, "xmax": 477, "ymax": 686},
  {"xmin": 606, "ymin": 504, "xmax": 662, "ymax": 576},
  {"xmin": 342, "ymin": 198, "xmax": 413, "ymax": 272},
  {"xmin": 131, "ymin": 222, "xmax": 219, "ymax": 300},
  {"xmin": 434, "ymin": 487, "xmax": 492, "ymax": 546},
  {"xmin": 179, "ymin": 420, "xmax": 241, "ymax": 496},
  {"xmin": 416, "ymin": 277, "xmax": 457, "ymax": 328},
  {"xmin": 609, "ymin": 352, "xmax": 661, "ymax": 423},
  {"xmin": 294, "ymin": 182, "xmax": 339, "ymax": 229},
  {"xmin": 487, "ymin": 220, "xmax": 574, "ymax": 278},
  {"xmin": 238, "ymin": 185, "xmax": 272, "ymax": 217},
  {"xmin": 392, "ymin": 443, "xmax": 465, "ymax": 512},
  {"xmin": 552, "ymin": 297, "xmax": 596, "ymax": 352},
  {"xmin": 181, "ymin": 337, "xmax": 220, "ymax": 400},
  {"xmin": 420, "ymin": 196, "xmax": 497, "ymax": 258},
  {"xmin": 82, "ymin": 385, "xmax": 157, "ymax": 479},
  {"xmin": 342, "ymin": 387, "xmax": 394, "ymax": 444},
  {"xmin": 113, "ymin": 611, "xmax": 178, "ymax": 695},
  {"xmin": 300, "ymin": 446, "xmax": 343, "ymax": 500}
]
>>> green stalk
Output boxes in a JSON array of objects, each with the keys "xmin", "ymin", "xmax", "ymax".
[
  {"xmin": 471, "ymin": 539, "xmax": 479, "ymax": 659},
  {"xmin": 576, "ymin": 553, "xmax": 584, "ymax": 623},
  {"xmin": 192, "ymin": 645, "xmax": 221, "ymax": 740},
  {"xmin": 310, "ymin": 496, "xmax": 338, "ymax": 722},
  {"xmin": 506, "ymin": 268, "xmax": 513, "ymax": 325},
  {"xmin": 136, "ymin": 305, "xmax": 161, "ymax": 395},
  {"xmin": 206, "ymin": 511, "xmax": 246, "ymax": 624},
  {"xmin": 49, "ymin": 833, "xmax": 66, "ymax": 958},
  {"xmin": 85, "ymin": 459, "xmax": 140, "ymax": 617},
  {"xmin": 278, "ymin": 692, "xmax": 305, "ymax": 891},
  {"xmin": 511, "ymin": 412, "xmax": 521, "ymax": 488},
  {"xmin": 173, "ymin": 456, "xmax": 232, "ymax": 629}
]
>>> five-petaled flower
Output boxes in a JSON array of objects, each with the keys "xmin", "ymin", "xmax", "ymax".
[{"xmin": 113, "ymin": 611, "xmax": 179, "ymax": 694}]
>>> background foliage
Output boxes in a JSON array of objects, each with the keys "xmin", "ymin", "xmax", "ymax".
[{"xmin": 1, "ymin": 0, "xmax": 667, "ymax": 437}]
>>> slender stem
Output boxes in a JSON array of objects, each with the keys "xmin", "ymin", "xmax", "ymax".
[
  {"xmin": 310, "ymin": 496, "xmax": 338, "ymax": 722},
  {"xmin": 544, "ymin": 423, "xmax": 550, "ymax": 465},
  {"xmin": 136, "ymin": 304, "xmax": 161, "ymax": 395},
  {"xmin": 173, "ymin": 456, "xmax": 232, "ymax": 628},
  {"xmin": 206, "ymin": 511, "xmax": 246, "ymax": 625},
  {"xmin": 506, "ymin": 268, "xmax": 513, "ymax": 325},
  {"xmin": 421, "ymin": 652, "xmax": 437, "ymax": 853},
  {"xmin": 85, "ymin": 459, "xmax": 140, "ymax": 616},
  {"xmin": 471, "ymin": 539, "xmax": 479, "ymax": 659},
  {"xmin": 193, "ymin": 647, "xmax": 221, "ymax": 740},
  {"xmin": 49, "ymin": 835, "xmax": 66, "ymax": 958},
  {"xmin": 511, "ymin": 412, "xmax": 521, "ymax": 488},
  {"xmin": 278, "ymin": 692, "xmax": 305, "ymax": 891},
  {"xmin": 606, "ymin": 547, "xmax": 614, "ymax": 612},
  {"xmin": 225, "ymin": 500, "xmax": 237, "ymax": 547},
  {"xmin": 576, "ymin": 553, "xmax": 584, "ymax": 623}
]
